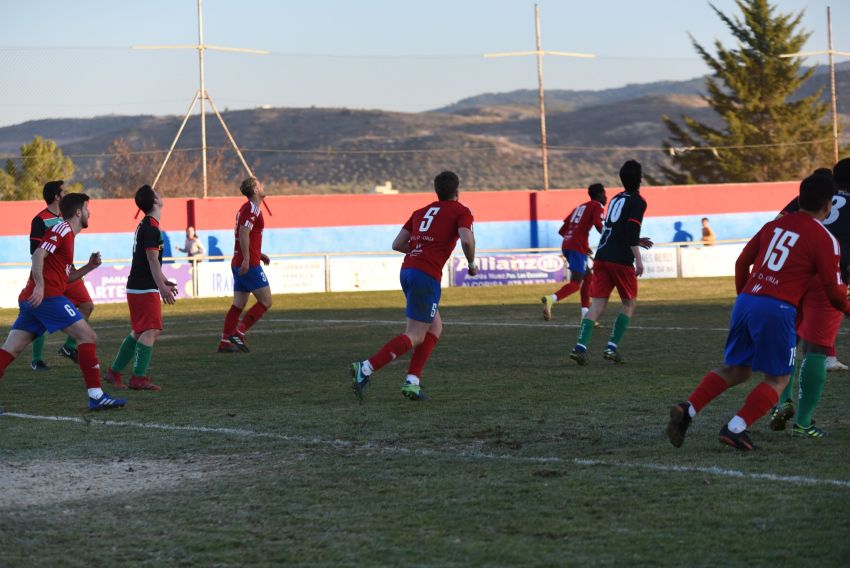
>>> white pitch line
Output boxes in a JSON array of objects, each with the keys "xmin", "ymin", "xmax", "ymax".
[{"xmin": 2, "ymin": 412, "xmax": 848, "ymax": 489}]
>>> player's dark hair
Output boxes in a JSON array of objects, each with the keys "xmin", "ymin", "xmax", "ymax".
[
  {"xmin": 240, "ymin": 177, "xmax": 259, "ymax": 197},
  {"xmin": 59, "ymin": 192, "xmax": 90, "ymax": 220},
  {"xmin": 798, "ymin": 173, "xmax": 835, "ymax": 212},
  {"xmin": 434, "ymin": 171, "xmax": 459, "ymax": 200},
  {"xmin": 619, "ymin": 160, "xmax": 642, "ymax": 193},
  {"xmin": 701, "ymin": 217, "xmax": 709, "ymax": 223},
  {"xmin": 135, "ymin": 184, "xmax": 156, "ymax": 214},
  {"xmin": 587, "ymin": 183, "xmax": 605, "ymax": 200},
  {"xmin": 43, "ymin": 180, "xmax": 64, "ymax": 205},
  {"xmin": 833, "ymin": 158, "xmax": 850, "ymax": 190}
]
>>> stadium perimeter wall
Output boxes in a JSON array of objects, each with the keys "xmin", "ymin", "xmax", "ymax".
[{"xmin": 0, "ymin": 181, "xmax": 797, "ymax": 264}]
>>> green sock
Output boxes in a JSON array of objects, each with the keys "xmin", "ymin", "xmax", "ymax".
[
  {"xmin": 796, "ymin": 353, "xmax": 827, "ymax": 428},
  {"xmin": 781, "ymin": 352, "xmax": 802, "ymax": 403},
  {"xmin": 110, "ymin": 334, "xmax": 137, "ymax": 373},
  {"xmin": 64, "ymin": 336, "xmax": 77, "ymax": 350},
  {"xmin": 576, "ymin": 318, "xmax": 595, "ymax": 350},
  {"xmin": 132, "ymin": 343, "xmax": 154, "ymax": 377},
  {"xmin": 32, "ymin": 334, "xmax": 45, "ymax": 362},
  {"xmin": 608, "ymin": 313, "xmax": 631, "ymax": 349}
]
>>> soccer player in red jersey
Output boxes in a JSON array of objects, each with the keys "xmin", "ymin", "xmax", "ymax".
[
  {"xmin": 541, "ymin": 183, "xmax": 606, "ymax": 321},
  {"xmin": 570, "ymin": 161, "xmax": 652, "ymax": 365},
  {"xmin": 665, "ymin": 173, "xmax": 850, "ymax": 451},
  {"xmin": 28, "ymin": 181, "xmax": 96, "ymax": 369},
  {"xmin": 105, "ymin": 185, "xmax": 177, "ymax": 392},
  {"xmin": 769, "ymin": 161, "xmax": 850, "ymax": 437},
  {"xmin": 350, "ymin": 171, "xmax": 478, "ymax": 402},
  {"xmin": 218, "ymin": 177, "xmax": 272, "ymax": 353},
  {"xmin": 0, "ymin": 193, "xmax": 126, "ymax": 411}
]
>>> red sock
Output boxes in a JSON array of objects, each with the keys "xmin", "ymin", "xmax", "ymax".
[
  {"xmin": 554, "ymin": 281, "xmax": 581, "ymax": 302},
  {"xmin": 827, "ymin": 344, "xmax": 836, "ymax": 357},
  {"xmin": 0, "ymin": 348, "xmax": 15, "ymax": 380},
  {"xmin": 221, "ymin": 305, "xmax": 243, "ymax": 343},
  {"xmin": 77, "ymin": 343, "xmax": 101, "ymax": 389},
  {"xmin": 408, "ymin": 333, "xmax": 439, "ymax": 378},
  {"xmin": 579, "ymin": 278, "xmax": 591, "ymax": 308},
  {"xmin": 735, "ymin": 382, "xmax": 779, "ymax": 427},
  {"xmin": 237, "ymin": 303, "xmax": 268, "ymax": 335},
  {"xmin": 368, "ymin": 334, "xmax": 414, "ymax": 373},
  {"xmin": 687, "ymin": 371, "xmax": 729, "ymax": 413}
]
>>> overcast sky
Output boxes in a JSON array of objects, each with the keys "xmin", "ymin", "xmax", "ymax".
[{"xmin": 0, "ymin": 0, "xmax": 842, "ymax": 126}]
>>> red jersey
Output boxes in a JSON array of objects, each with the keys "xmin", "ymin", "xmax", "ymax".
[
  {"xmin": 560, "ymin": 200, "xmax": 604, "ymax": 253},
  {"xmin": 231, "ymin": 200, "xmax": 264, "ymax": 267},
  {"xmin": 19, "ymin": 221, "xmax": 75, "ymax": 302},
  {"xmin": 736, "ymin": 212, "xmax": 845, "ymax": 307},
  {"xmin": 401, "ymin": 200, "xmax": 474, "ymax": 280}
]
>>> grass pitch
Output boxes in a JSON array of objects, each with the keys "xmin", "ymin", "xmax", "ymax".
[{"xmin": 1, "ymin": 277, "xmax": 849, "ymax": 566}]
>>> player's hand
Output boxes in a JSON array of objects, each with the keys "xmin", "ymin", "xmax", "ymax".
[
  {"xmin": 260, "ymin": 253, "xmax": 270, "ymax": 266},
  {"xmin": 639, "ymin": 237, "xmax": 654, "ymax": 250},
  {"xmin": 239, "ymin": 261, "xmax": 250, "ymax": 276},
  {"xmin": 28, "ymin": 284, "xmax": 44, "ymax": 309},
  {"xmin": 88, "ymin": 252, "xmax": 102, "ymax": 268},
  {"xmin": 635, "ymin": 258, "xmax": 645, "ymax": 277},
  {"xmin": 159, "ymin": 282, "xmax": 177, "ymax": 305},
  {"xmin": 467, "ymin": 262, "xmax": 479, "ymax": 277},
  {"xmin": 166, "ymin": 280, "xmax": 178, "ymax": 296}
]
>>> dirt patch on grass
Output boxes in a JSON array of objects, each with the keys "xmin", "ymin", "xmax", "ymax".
[{"xmin": 0, "ymin": 456, "xmax": 241, "ymax": 510}]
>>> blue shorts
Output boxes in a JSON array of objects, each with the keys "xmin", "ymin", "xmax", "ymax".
[
  {"xmin": 12, "ymin": 296, "xmax": 83, "ymax": 337},
  {"xmin": 563, "ymin": 249, "xmax": 588, "ymax": 276},
  {"xmin": 724, "ymin": 294, "xmax": 797, "ymax": 376},
  {"xmin": 232, "ymin": 265, "xmax": 269, "ymax": 293},
  {"xmin": 400, "ymin": 268, "xmax": 441, "ymax": 323}
]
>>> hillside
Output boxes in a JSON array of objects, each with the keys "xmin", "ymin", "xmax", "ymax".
[{"xmin": 1, "ymin": 65, "xmax": 847, "ymax": 196}]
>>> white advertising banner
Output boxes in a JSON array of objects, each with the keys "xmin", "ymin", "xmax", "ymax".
[
  {"xmin": 0, "ymin": 268, "xmax": 30, "ymax": 308},
  {"xmin": 680, "ymin": 244, "xmax": 745, "ymax": 277},
  {"xmin": 640, "ymin": 247, "xmax": 678, "ymax": 279},
  {"xmin": 329, "ymin": 256, "xmax": 404, "ymax": 292},
  {"xmin": 196, "ymin": 259, "xmax": 326, "ymax": 298}
]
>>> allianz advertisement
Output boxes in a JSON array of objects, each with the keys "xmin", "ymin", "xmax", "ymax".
[{"xmin": 453, "ymin": 253, "xmax": 566, "ymax": 287}]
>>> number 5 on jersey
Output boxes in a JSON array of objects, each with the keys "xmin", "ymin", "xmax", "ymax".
[{"xmin": 419, "ymin": 207, "xmax": 440, "ymax": 232}]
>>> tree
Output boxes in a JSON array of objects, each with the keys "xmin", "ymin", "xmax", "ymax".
[
  {"xmin": 660, "ymin": 0, "xmax": 833, "ymax": 184},
  {"xmin": 97, "ymin": 138, "xmax": 240, "ymax": 198},
  {"xmin": 3, "ymin": 136, "xmax": 82, "ymax": 200}
]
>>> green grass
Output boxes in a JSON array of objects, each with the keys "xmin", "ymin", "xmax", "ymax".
[{"xmin": 1, "ymin": 277, "xmax": 849, "ymax": 566}]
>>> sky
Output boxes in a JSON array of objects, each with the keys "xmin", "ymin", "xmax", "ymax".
[{"xmin": 0, "ymin": 0, "xmax": 843, "ymax": 127}]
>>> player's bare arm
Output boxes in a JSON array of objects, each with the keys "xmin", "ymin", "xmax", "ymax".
[
  {"xmin": 27, "ymin": 248, "xmax": 47, "ymax": 308},
  {"xmin": 146, "ymin": 248, "xmax": 177, "ymax": 305},
  {"xmin": 459, "ymin": 227, "xmax": 478, "ymax": 276},
  {"xmin": 67, "ymin": 252, "xmax": 102, "ymax": 283},
  {"xmin": 238, "ymin": 225, "xmax": 252, "ymax": 275},
  {"xmin": 630, "ymin": 245, "xmax": 644, "ymax": 276},
  {"xmin": 392, "ymin": 228, "xmax": 411, "ymax": 253}
]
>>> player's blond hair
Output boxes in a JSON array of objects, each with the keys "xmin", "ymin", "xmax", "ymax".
[{"xmin": 240, "ymin": 177, "xmax": 259, "ymax": 197}]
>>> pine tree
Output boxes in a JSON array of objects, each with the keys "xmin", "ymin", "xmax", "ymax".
[
  {"xmin": 3, "ymin": 136, "xmax": 82, "ymax": 199},
  {"xmin": 660, "ymin": 0, "xmax": 833, "ymax": 184}
]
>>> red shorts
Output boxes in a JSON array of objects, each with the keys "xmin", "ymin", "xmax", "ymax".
[
  {"xmin": 127, "ymin": 292, "xmax": 163, "ymax": 334},
  {"xmin": 589, "ymin": 260, "xmax": 638, "ymax": 301},
  {"xmin": 796, "ymin": 279, "xmax": 842, "ymax": 348},
  {"xmin": 64, "ymin": 278, "xmax": 92, "ymax": 306}
]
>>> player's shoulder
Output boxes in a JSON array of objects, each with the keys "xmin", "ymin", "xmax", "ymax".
[
  {"xmin": 34, "ymin": 209, "xmax": 54, "ymax": 222},
  {"xmin": 453, "ymin": 200, "xmax": 473, "ymax": 215},
  {"xmin": 46, "ymin": 220, "xmax": 73, "ymax": 241}
]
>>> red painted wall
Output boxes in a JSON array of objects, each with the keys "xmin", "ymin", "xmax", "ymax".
[{"xmin": 0, "ymin": 181, "xmax": 799, "ymax": 236}]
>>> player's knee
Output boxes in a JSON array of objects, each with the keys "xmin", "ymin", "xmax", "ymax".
[
  {"xmin": 78, "ymin": 302, "xmax": 94, "ymax": 319},
  {"xmin": 261, "ymin": 297, "xmax": 272, "ymax": 309},
  {"xmin": 81, "ymin": 329, "xmax": 97, "ymax": 344}
]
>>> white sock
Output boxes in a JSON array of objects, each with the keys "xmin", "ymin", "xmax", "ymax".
[
  {"xmin": 405, "ymin": 374, "xmax": 420, "ymax": 386},
  {"xmin": 361, "ymin": 360, "xmax": 374, "ymax": 376},
  {"xmin": 581, "ymin": 307, "xmax": 589, "ymax": 319},
  {"xmin": 87, "ymin": 388, "xmax": 104, "ymax": 399},
  {"xmin": 686, "ymin": 402, "xmax": 697, "ymax": 418},
  {"xmin": 727, "ymin": 415, "xmax": 747, "ymax": 434},
  {"xmin": 550, "ymin": 294, "xmax": 558, "ymax": 303}
]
